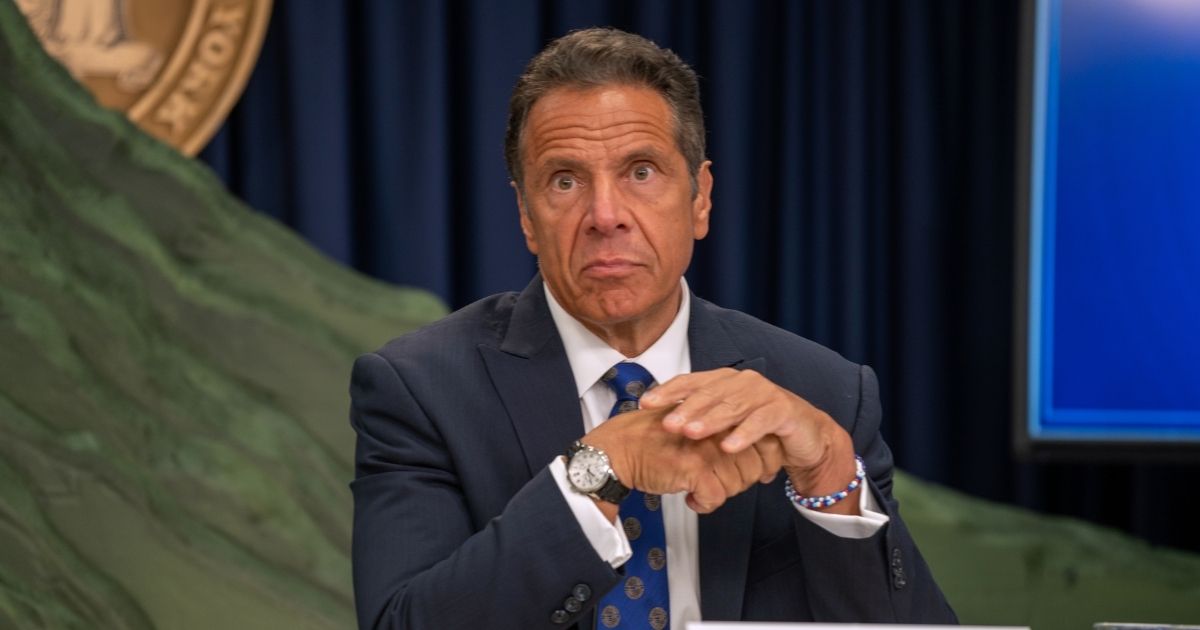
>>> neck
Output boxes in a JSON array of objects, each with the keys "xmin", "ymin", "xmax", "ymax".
[{"xmin": 582, "ymin": 320, "xmax": 668, "ymax": 357}]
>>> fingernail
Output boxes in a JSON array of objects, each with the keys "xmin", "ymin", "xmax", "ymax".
[
  {"xmin": 664, "ymin": 413, "xmax": 684, "ymax": 428},
  {"xmin": 641, "ymin": 392, "xmax": 659, "ymax": 403},
  {"xmin": 722, "ymin": 435, "xmax": 742, "ymax": 450},
  {"xmin": 685, "ymin": 421, "xmax": 704, "ymax": 435}
]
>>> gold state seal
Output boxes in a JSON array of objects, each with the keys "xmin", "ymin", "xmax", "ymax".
[{"xmin": 17, "ymin": 0, "xmax": 271, "ymax": 156}]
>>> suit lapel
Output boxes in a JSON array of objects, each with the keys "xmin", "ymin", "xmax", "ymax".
[
  {"xmin": 690, "ymin": 297, "xmax": 764, "ymax": 621},
  {"xmin": 479, "ymin": 277, "xmax": 593, "ymax": 630},
  {"xmin": 480, "ymin": 276, "xmax": 585, "ymax": 479}
]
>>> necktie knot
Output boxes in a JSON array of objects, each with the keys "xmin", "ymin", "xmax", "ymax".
[{"xmin": 601, "ymin": 362, "xmax": 655, "ymax": 416}]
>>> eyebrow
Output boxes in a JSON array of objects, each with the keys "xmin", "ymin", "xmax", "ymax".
[
  {"xmin": 540, "ymin": 157, "xmax": 588, "ymax": 174},
  {"xmin": 537, "ymin": 146, "xmax": 673, "ymax": 175},
  {"xmin": 622, "ymin": 147, "xmax": 672, "ymax": 170}
]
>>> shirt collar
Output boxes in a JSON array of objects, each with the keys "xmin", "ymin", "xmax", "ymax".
[{"xmin": 544, "ymin": 278, "xmax": 692, "ymax": 397}]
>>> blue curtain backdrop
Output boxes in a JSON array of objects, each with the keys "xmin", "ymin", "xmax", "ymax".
[{"xmin": 200, "ymin": 1, "xmax": 1198, "ymax": 552}]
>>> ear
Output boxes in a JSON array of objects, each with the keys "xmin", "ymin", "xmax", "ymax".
[
  {"xmin": 513, "ymin": 181, "xmax": 540, "ymax": 255},
  {"xmin": 691, "ymin": 160, "xmax": 714, "ymax": 240}
]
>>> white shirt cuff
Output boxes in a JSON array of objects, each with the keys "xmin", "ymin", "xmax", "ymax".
[
  {"xmin": 549, "ymin": 456, "xmax": 633, "ymax": 568},
  {"xmin": 790, "ymin": 481, "xmax": 890, "ymax": 539}
]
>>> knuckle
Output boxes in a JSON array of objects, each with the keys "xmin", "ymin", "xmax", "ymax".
[{"xmin": 737, "ymin": 368, "xmax": 762, "ymax": 384}]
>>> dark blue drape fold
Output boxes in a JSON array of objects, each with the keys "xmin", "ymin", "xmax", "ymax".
[{"xmin": 200, "ymin": 1, "xmax": 1197, "ymax": 553}]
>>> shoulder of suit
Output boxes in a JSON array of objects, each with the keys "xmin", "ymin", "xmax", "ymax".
[
  {"xmin": 693, "ymin": 296, "xmax": 861, "ymax": 373},
  {"xmin": 367, "ymin": 290, "xmax": 520, "ymax": 363}
]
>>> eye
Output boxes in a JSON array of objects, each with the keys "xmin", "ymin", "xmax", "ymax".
[
  {"xmin": 631, "ymin": 164, "xmax": 654, "ymax": 182},
  {"xmin": 553, "ymin": 174, "xmax": 576, "ymax": 191}
]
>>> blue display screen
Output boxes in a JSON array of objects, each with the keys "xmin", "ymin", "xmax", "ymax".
[{"xmin": 1027, "ymin": 0, "xmax": 1200, "ymax": 441}]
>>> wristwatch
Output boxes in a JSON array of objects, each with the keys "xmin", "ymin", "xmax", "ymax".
[{"xmin": 565, "ymin": 441, "xmax": 631, "ymax": 504}]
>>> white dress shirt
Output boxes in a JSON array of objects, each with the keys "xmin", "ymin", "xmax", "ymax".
[{"xmin": 544, "ymin": 279, "xmax": 889, "ymax": 629}]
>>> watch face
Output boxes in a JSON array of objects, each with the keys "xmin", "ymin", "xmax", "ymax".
[{"xmin": 568, "ymin": 448, "xmax": 608, "ymax": 493}]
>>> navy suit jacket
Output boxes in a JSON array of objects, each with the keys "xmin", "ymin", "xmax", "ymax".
[{"xmin": 350, "ymin": 276, "xmax": 956, "ymax": 629}]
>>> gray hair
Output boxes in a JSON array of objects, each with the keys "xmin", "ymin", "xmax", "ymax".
[{"xmin": 504, "ymin": 28, "xmax": 707, "ymax": 195}]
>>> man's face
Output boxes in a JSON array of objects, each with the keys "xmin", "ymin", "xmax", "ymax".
[{"xmin": 515, "ymin": 85, "xmax": 713, "ymax": 335}]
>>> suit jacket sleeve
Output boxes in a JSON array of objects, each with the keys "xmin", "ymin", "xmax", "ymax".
[
  {"xmin": 349, "ymin": 352, "xmax": 622, "ymax": 630},
  {"xmin": 787, "ymin": 364, "xmax": 957, "ymax": 623}
]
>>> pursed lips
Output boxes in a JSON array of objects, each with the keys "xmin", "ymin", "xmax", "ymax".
[{"xmin": 581, "ymin": 257, "xmax": 643, "ymax": 278}]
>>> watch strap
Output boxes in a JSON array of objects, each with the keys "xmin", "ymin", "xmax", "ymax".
[{"xmin": 593, "ymin": 476, "xmax": 631, "ymax": 504}]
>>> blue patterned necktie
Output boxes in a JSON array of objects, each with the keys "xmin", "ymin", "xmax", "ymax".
[{"xmin": 596, "ymin": 362, "xmax": 669, "ymax": 630}]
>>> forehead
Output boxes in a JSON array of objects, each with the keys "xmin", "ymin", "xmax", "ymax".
[{"xmin": 521, "ymin": 85, "xmax": 678, "ymax": 166}]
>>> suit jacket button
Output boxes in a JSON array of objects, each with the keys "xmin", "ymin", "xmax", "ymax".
[
  {"xmin": 892, "ymin": 564, "xmax": 908, "ymax": 589},
  {"xmin": 565, "ymin": 597, "xmax": 583, "ymax": 613},
  {"xmin": 551, "ymin": 609, "xmax": 570, "ymax": 624},
  {"xmin": 572, "ymin": 583, "xmax": 592, "ymax": 601},
  {"xmin": 891, "ymin": 547, "xmax": 903, "ymax": 568}
]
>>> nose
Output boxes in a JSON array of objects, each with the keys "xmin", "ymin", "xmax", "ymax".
[{"xmin": 586, "ymin": 176, "xmax": 628, "ymax": 235}]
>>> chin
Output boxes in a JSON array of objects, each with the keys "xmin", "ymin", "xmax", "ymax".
[
  {"xmin": 590, "ymin": 291, "xmax": 660, "ymax": 325},
  {"xmin": 561, "ymin": 286, "xmax": 631, "ymax": 321}
]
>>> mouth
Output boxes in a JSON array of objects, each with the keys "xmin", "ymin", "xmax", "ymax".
[{"xmin": 582, "ymin": 257, "xmax": 643, "ymax": 278}]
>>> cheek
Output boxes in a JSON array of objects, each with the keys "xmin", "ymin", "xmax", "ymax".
[
  {"xmin": 531, "ymin": 206, "xmax": 582, "ymax": 263},
  {"xmin": 641, "ymin": 208, "xmax": 698, "ymax": 261},
  {"xmin": 659, "ymin": 235, "xmax": 694, "ymax": 274}
]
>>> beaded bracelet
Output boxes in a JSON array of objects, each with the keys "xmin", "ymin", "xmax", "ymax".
[{"xmin": 784, "ymin": 455, "xmax": 866, "ymax": 510}]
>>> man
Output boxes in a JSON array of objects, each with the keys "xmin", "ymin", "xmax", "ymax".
[{"xmin": 350, "ymin": 28, "xmax": 955, "ymax": 630}]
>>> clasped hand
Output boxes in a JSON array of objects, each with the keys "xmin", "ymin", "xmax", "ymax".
[{"xmin": 582, "ymin": 368, "xmax": 859, "ymax": 515}]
